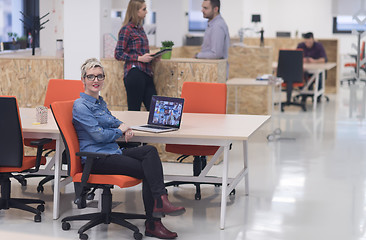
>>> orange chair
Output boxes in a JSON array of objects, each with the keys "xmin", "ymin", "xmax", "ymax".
[
  {"xmin": 16, "ymin": 79, "xmax": 84, "ymax": 192},
  {"xmin": 342, "ymin": 41, "xmax": 366, "ymax": 85},
  {"xmin": 0, "ymin": 96, "xmax": 50, "ymax": 222},
  {"xmin": 165, "ymin": 82, "xmax": 227, "ymax": 200},
  {"xmin": 51, "ymin": 100, "xmax": 145, "ymax": 240}
]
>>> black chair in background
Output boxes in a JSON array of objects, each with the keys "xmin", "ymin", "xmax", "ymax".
[
  {"xmin": 277, "ymin": 49, "xmax": 306, "ymax": 111},
  {"xmin": 0, "ymin": 96, "xmax": 50, "ymax": 222}
]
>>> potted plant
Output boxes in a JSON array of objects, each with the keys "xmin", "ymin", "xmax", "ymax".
[
  {"xmin": 161, "ymin": 40, "xmax": 174, "ymax": 59},
  {"xmin": 17, "ymin": 36, "xmax": 28, "ymax": 49},
  {"xmin": 7, "ymin": 32, "xmax": 20, "ymax": 50}
]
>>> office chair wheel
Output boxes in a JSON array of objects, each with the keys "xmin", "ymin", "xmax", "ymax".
[
  {"xmin": 214, "ymin": 184, "xmax": 220, "ymax": 187},
  {"xmin": 230, "ymin": 189, "xmax": 236, "ymax": 195},
  {"xmin": 134, "ymin": 232, "xmax": 143, "ymax": 240},
  {"xmin": 86, "ymin": 192, "xmax": 95, "ymax": 200},
  {"xmin": 14, "ymin": 175, "xmax": 27, "ymax": 186},
  {"xmin": 61, "ymin": 222, "xmax": 71, "ymax": 231},
  {"xmin": 34, "ymin": 214, "xmax": 41, "ymax": 222},
  {"xmin": 195, "ymin": 193, "xmax": 201, "ymax": 200},
  {"xmin": 37, "ymin": 204, "xmax": 45, "ymax": 212},
  {"xmin": 79, "ymin": 233, "xmax": 88, "ymax": 240},
  {"xmin": 37, "ymin": 185, "xmax": 44, "ymax": 193},
  {"xmin": 267, "ymin": 134, "xmax": 275, "ymax": 141},
  {"xmin": 274, "ymin": 128, "xmax": 281, "ymax": 135}
]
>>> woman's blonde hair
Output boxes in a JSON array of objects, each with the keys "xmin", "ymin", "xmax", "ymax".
[
  {"xmin": 80, "ymin": 58, "xmax": 104, "ymax": 79},
  {"xmin": 122, "ymin": 0, "xmax": 145, "ymax": 26}
]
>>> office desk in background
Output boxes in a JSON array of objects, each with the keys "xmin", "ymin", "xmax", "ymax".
[
  {"xmin": 113, "ymin": 111, "xmax": 270, "ymax": 229},
  {"xmin": 272, "ymin": 62, "xmax": 337, "ymax": 110},
  {"xmin": 226, "ymin": 78, "xmax": 282, "ymax": 115}
]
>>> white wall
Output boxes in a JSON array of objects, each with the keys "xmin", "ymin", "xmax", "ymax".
[
  {"xmin": 39, "ymin": 0, "xmax": 64, "ymax": 56},
  {"xmin": 153, "ymin": 0, "xmax": 189, "ymax": 47},
  {"xmin": 240, "ymin": 0, "xmax": 359, "ymax": 56},
  {"xmin": 63, "ymin": 0, "xmax": 111, "ymax": 79},
  {"xmin": 39, "ymin": 0, "xmax": 362, "ymax": 59}
]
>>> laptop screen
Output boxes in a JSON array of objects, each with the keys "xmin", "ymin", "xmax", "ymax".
[{"xmin": 147, "ymin": 96, "xmax": 185, "ymax": 128}]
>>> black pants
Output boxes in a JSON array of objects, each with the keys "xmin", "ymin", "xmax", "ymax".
[
  {"xmin": 90, "ymin": 145, "xmax": 167, "ymax": 219},
  {"xmin": 124, "ymin": 68, "xmax": 157, "ymax": 111}
]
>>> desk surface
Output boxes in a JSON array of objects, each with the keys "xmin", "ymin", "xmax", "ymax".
[
  {"xmin": 20, "ymin": 108, "xmax": 59, "ymax": 134},
  {"xmin": 112, "ymin": 111, "xmax": 270, "ymax": 142},
  {"xmin": 227, "ymin": 78, "xmax": 282, "ymax": 86},
  {"xmin": 272, "ymin": 62, "xmax": 337, "ymax": 71}
]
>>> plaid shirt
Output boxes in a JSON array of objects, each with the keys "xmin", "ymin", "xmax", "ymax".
[{"xmin": 114, "ymin": 22, "xmax": 152, "ymax": 78}]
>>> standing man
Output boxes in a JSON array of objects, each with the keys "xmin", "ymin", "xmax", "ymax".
[
  {"xmin": 196, "ymin": 0, "xmax": 230, "ymax": 78},
  {"xmin": 297, "ymin": 32, "xmax": 327, "ymax": 101}
]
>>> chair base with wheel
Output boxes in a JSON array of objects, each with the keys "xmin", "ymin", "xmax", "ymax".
[
  {"xmin": 62, "ymin": 184, "xmax": 145, "ymax": 240},
  {"xmin": 0, "ymin": 174, "xmax": 45, "ymax": 222},
  {"xmin": 165, "ymin": 155, "xmax": 222, "ymax": 200}
]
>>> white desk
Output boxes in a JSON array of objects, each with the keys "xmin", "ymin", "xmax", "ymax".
[
  {"xmin": 112, "ymin": 111, "xmax": 270, "ymax": 229},
  {"xmin": 20, "ymin": 108, "xmax": 270, "ymax": 229},
  {"xmin": 226, "ymin": 78, "xmax": 282, "ymax": 114},
  {"xmin": 20, "ymin": 108, "xmax": 70, "ymax": 220},
  {"xmin": 272, "ymin": 62, "xmax": 337, "ymax": 110}
]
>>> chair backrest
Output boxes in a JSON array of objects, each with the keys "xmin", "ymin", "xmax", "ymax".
[
  {"xmin": 277, "ymin": 49, "xmax": 304, "ymax": 85},
  {"xmin": 0, "ymin": 96, "xmax": 23, "ymax": 167},
  {"xmin": 180, "ymin": 82, "xmax": 227, "ymax": 114},
  {"xmin": 44, "ymin": 79, "xmax": 84, "ymax": 108},
  {"xmin": 50, "ymin": 100, "xmax": 81, "ymax": 177},
  {"xmin": 361, "ymin": 41, "xmax": 365, "ymax": 60}
]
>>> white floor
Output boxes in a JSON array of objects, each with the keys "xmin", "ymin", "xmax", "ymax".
[{"xmin": 2, "ymin": 85, "xmax": 366, "ymax": 240}]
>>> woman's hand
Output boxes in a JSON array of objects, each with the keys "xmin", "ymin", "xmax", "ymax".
[
  {"xmin": 138, "ymin": 53, "xmax": 154, "ymax": 63},
  {"xmin": 119, "ymin": 123, "xmax": 134, "ymax": 142},
  {"xmin": 124, "ymin": 128, "xmax": 134, "ymax": 142}
]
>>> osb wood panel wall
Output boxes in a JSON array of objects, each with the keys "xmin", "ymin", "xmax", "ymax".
[
  {"xmin": 235, "ymin": 37, "xmax": 339, "ymax": 93},
  {"xmin": 0, "ymin": 58, "xmax": 63, "ymax": 107}
]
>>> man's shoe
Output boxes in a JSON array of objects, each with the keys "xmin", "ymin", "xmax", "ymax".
[
  {"xmin": 153, "ymin": 194, "xmax": 186, "ymax": 218},
  {"xmin": 145, "ymin": 220, "xmax": 178, "ymax": 239}
]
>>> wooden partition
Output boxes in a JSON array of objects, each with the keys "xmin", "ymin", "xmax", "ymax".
[{"xmin": 234, "ymin": 37, "xmax": 340, "ymax": 93}]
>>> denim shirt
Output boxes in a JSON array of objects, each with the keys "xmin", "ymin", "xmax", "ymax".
[{"xmin": 73, "ymin": 93, "xmax": 123, "ymax": 163}]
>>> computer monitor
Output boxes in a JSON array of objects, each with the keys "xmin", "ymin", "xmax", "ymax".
[{"xmin": 251, "ymin": 14, "xmax": 261, "ymax": 23}]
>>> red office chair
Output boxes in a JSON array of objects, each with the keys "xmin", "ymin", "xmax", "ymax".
[
  {"xmin": 51, "ymin": 100, "xmax": 145, "ymax": 240},
  {"xmin": 0, "ymin": 96, "xmax": 51, "ymax": 222},
  {"xmin": 341, "ymin": 41, "xmax": 366, "ymax": 85},
  {"xmin": 15, "ymin": 79, "xmax": 84, "ymax": 192},
  {"xmin": 165, "ymin": 82, "xmax": 227, "ymax": 200}
]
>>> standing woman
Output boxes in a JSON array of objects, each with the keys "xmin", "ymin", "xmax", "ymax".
[{"xmin": 115, "ymin": 0, "xmax": 156, "ymax": 111}]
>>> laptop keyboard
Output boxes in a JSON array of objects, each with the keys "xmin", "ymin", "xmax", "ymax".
[{"xmin": 142, "ymin": 125, "xmax": 171, "ymax": 130}]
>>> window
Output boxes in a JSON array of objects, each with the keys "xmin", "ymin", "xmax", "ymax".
[
  {"xmin": 333, "ymin": 16, "xmax": 366, "ymax": 34},
  {"xmin": 0, "ymin": 0, "xmax": 13, "ymax": 42},
  {"xmin": 188, "ymin": 0, "xmax": 207, "ymax": 32}
]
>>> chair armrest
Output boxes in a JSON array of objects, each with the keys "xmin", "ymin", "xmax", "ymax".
[
  {"xmin": 74, "ymin": 151, "xmax": 108, "ymax": 209},
  {"xmin": 28, "ymin": 138, "xmax": 53, "ymax": 173}
]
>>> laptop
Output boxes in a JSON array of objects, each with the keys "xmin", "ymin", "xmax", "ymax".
[{"xmin": 131, "ymin": 95, "xmax": 185, "ymax": 133}]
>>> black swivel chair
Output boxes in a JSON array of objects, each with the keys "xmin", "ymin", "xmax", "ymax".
[
  {"xmin": 0, "ymin": 96, "xmax": 51, "ymax": 222},
  {"xmin": 277, "ymin": 49, "xmax": 307, "ymax": 111}
]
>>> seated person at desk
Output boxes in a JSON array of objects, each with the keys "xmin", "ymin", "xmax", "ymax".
[
  {"xmin": 297, "ymin": 32, "xmax": 328, "ymax": 101},
  {"xmin": 73, "ymin": 58, "xmax": 185, "ymax": 239}
]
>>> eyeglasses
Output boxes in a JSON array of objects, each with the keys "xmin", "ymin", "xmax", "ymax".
[{"xmin": 85, "ymin": 74, "xmax": 105, "ymax": 81}]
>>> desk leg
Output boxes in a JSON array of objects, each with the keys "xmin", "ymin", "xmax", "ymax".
[
  {"xmin": 243, "ymin": 140, "xmax": 249, "ymax": 195},
  {"xmin": 235, "ymin": 87, "xmax": 238, "ymax": 114},
  {"xmin": 312, "ymin": 73, "xmax": 318, "ymax": 110},
  {"xmin": 220, "ymin": 144, "xmax": 230, "ymax": 230},
  {"xmin": 53, "ymin": 138, "xmax": 62, "ymax": 220}
]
